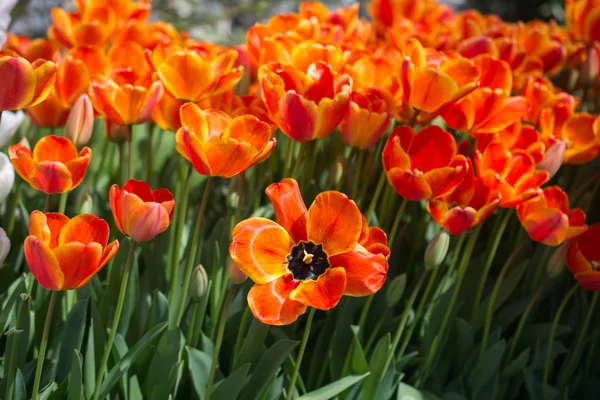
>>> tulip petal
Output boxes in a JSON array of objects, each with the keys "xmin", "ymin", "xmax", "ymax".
[
  {"xmin": 410, "ymin": 68, "xmax": 458, "ymax": 113},
  {"xmin": 307, "ymin": 191, "xmax": 362, "ymax": 256},
  {"xmin": 53, "ymin": 242, "xmax": 103, "ymax": 289},
  {"xmin": 64, "ymin": 147, "xmax": 91, "ymax": 188},
  {"xmin": 33, "ymin": 135, "xmax": 79, "ymax": 163},
  {"xmin": 24, "ymin": 236, "xmax": 64, "ymax": 290},
  {"xmin": 230, "ymin": 217, "xmax": 292, "ymax": 284},
  {"xmin": 98, "ymin": 240, "xmax": 120, "ymax": 270},
  {"xmin": 58, "ymin": 214, "xmax": 109, "ymax": 247},
  {"xmin": 29, "ymin": 161, "xmax": 73, "ymax": 194},
  {"xmin": 125, "ymin": 202, "xmax": 171, "ymax": 242},
  {"xmin": 265, "ymin": 178, "xmax": 308, "ymax": 243},
  {"xmin": 247, "ymin": 275, "xmax": 306, "ymax": 325},
  {"xmin": 330, "ymin": 245, "xmax": 388, "ymax": 296},
  {"xmin": 8, "ymin": 144, "xmax": 36, "ymax": 183},
  {"xmin": 0, "ymin": 56, "xmax": 35, "ymax": 110},
  {"xmin": 289, "ymin": 266, "xmax": 346, "ymax": 309}
]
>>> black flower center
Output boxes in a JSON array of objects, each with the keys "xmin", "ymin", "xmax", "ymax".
[{"xmin": 287, "ymin": 241, "xmax": 330, "ymax": 281}]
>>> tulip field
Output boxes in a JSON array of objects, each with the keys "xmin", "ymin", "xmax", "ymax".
[{"xmin": 1, "ymin": 0, "xmax": 600, "ymax": 399}]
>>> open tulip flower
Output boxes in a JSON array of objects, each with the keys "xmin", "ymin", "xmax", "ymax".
[
  {"xmin": 559, "ymin": 112, "xmax": 600, "ymax": 164},
  {"xmin": 568, "ymin": 223, "xmax": 600, "ymax": 291},
  {"xmin": 109, "ymin": 179, "xmax": 175, "ymax": 243},
  {"xmin": 0, "ymin": 54, "xmax": 56, "ymax": 111},
  {"xmin": 566, "ymin": 0, "xmax": 600, "ymax": 43},
  {"xmin": 175, "ymin": 102, "xmax": 276, "ymax": 178},
  {"xmin": 24, "ymin": 211, "xmax": 119, "ymax": 290},
  {"xmin": 230, "ymin": 178, "xmax": 389, "ymax": 325},
  {"xmin": 9, "ymin": 135, "xmax": 91, "ymax": 194},
  {"xmin": 382, "ymin": 125, "xmax": 468, "ymax": 201},
  {"xmin": 91, "ymin": 79, "xmax": 163, "ymax": 125},
  {"xmin": 517, "ymin": 186, "xmax": 587, "ymax": 247},
  {"xmin": 340, "ymin": 89, "xmax": 393, "ymax": 149}
]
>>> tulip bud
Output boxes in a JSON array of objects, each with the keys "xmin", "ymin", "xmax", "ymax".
[
  {"xmin": 547, "ymin": 242, "xmax": 569, "ymax": 279},
  {"xmin": 424, "ymin": 230, "xmax": 450, "ymax": 270},
  {"xmin": 0, "ymin": 110, "xmax": 24, "ymax": 148},
  {"xmin": 386, "ymin": 273, "xmax": 407, "ymax": 307},
  {"xmin": 0, "ymin": 152, "xmax": 14, "ymax": 203},
  {"xmin": 0, "ymin": 228, "xmax": 10, "ymax": 265},
  {"xmin": 104, "ymin": 120, "xmax": 131, "ymax": 142},
  {"xmin": 18, "ymin": 136, "xmax": 30, "ymax": 150},
  {"xmin": 329, "ymin": 156, "xmax": 344, "ymax": 188},
  {"xmin": 227, "ymin": 259, "xmax": 248, "ymax": 284},
  {"xmin": 65, "ymin": 94, "xmax": 94, "ymax": 147},
  {"xmin": 580, "ymin": 46, "xmax": 600, "ymax": 88},
  {"xmin": 79, "ymin": 191, "xmax": 94, "ymax": 214},
  {"xmin": 537, "ymin": 140, "xmax": 566, "ymax": 179},
  {"xmin": 191, "ymin": 264, "xmax": 208, "ymax": 300}
]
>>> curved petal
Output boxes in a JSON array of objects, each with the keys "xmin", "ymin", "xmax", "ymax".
[
  {"xmin": 307, "ymin": 191, "xmax": 362, "ymax": 256},
  {"xmin": 265, "ymin": 178, "xmax": 308, "ymax": 243},
  {"xmin": 24, "ymin": 236, "xmax": 64, "ymax": 290},
  {"xmin": 33, "ymin": 135, "xmax": 79, "ymax": 163},
  {"xmin": 522, "ymin": 208, "xmax": 568, "ymax": 246},
  {"xmin": 98, "ymin": 240, "xmax": 120, "ymax": 271},
  {"xmin": 175, "ymin": 128, "xmax": 211, "ymax": 176},
  {"xmin": 64, "ymin": 146, "xmax": 91, "ymax": 188},
  {"xmin": 58, "ymin": 214, "xmax": 109, "ymax": 247},
  {"xmin": 386, "ymin": 168, "xmax": 431, "ymax": 201},
  {"xmin": 230, "ymin": 217, "xmax": 292, "ymax": 284},
  {"xmin": 53, "ymin": 242, "xmax": 103, "ymax": 290},
  {"xmin": 125, "ymin": 202, "xmax": 171, "ymax": 242},
  {"xmin": 247, "ymin": 275, "xmax": 306, "ymax": 326},
  {"xmin": 9, "ymin": 144, "xmax": 36, "ymax": 182},
  {"xmin": 29, "ymin": 161, "xmax": 73, "ymax": 194},
  {"xmin": 330, "ymin": 245, "xmax": 388, "ymax": 297},
  {"xmin": 289, "ymin": 266, "xmax": 346, "ymax": 310}
]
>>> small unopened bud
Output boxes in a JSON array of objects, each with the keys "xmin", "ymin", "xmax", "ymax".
[
  {"xmin": 0, "ymin": 228, "xmax": 10, "ymax": 266},
  {"xmin": 424, "ymin": 230, "xmax": 450, "ymax": 270},
  {"xmin": 386, "ymin": 273, "xmax": 407, "ymax": 307},
  {"xmin": 580, "ymin": 45, "xmax": 600, "ymax": 88},
  {"xmin": 537, "ymin": 141, "xmax": 566, "ymax": 179},
  {"xmin": 0, "ymin": 152, "xmax": 15, "ymax": 203},
  {"xmin": 191, "ymin": 264, "xmax": 208, "ymax": 300},
  {"xmin": 104, "ymin": 120, "xmax": 130, "ymax": 142},
  {"xmin": 227, "ymin": 259, "xmax": 248, "ymax": 284},
  {"xmin": 66, "ymin": 94, "xmax": 94, "ymax": 147},
  {"xmin": 18, "ymin": 136, "xmax": 30, "ymax": 150},
  {"xmin": 329, "ymin": 156, "xmax": 344, "ymax": 188},
  {"xmin": 79, "ymin": 191, "xmax": 94, "ymax": 214},
  {"xmin": 547, "ymin": 242, "xmax": 569, "ymax": 278}
]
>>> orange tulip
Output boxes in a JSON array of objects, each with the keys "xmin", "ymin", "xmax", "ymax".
[
  {"xmin": 24, "ymin": 211, "xmax": 119, "ymax": 290},
  {"xmin": 175, "ymin": 103, "xmax": 276, "ymax": 178},
  {"xmin": 382, "ymin": 125, "xmax": 468, "ymax": 201},
  {"xmin": 517, "ymin": 186, "xmax": 587, "ymax": 246},
  {"xmin": 474, "ymin": 122, "xmax": 546, "ymax": 165},
  {"xmin": 567, "ymin": 223, "xmax": 600, "ymax": 291},
  {"xmin": 0, "ymin": 54, "xmax": 56, "ymax": 111},
  {"xmin": 340, "ymin": 89, "xmax": 393, "ymax": 149},
  {"xmin": 566, "ymin": 0, "xmax": 600, "ymax": 43},
  {"xmin": 109, "ymin": 180, "xmax": 175, "ymax": 242},
  {"xmin": 560, "ymin": 113, "xmax": 600, "ymax": 164},
  {"xmin": 261, "ymin": 61, "xmax": 351, "ymax": 142},
  {"xmin": 91, "ymin": 79, "xmax": 163, "ymax": 125},
  {"xmin": 151, "ymin": 89, "xmax": 185, "ymax": 132},
  {"xmin": 25, "ymin": 89, "xmax": 70, "ymax": 129},
  {"xmin": 9, "ymin": 135, "xmax": 91, "ymax": 194},
  {"xmin": 474, "ymin": 140, "xmax": 549, "ymax": 208},
  {"xmin": 428, "ymin": 159, "xmax": 501, "ymax": 235},
  {"xmin": 229, "ymin": 178, "xmax": 389, "ymax": 325},
  {"xmin": 3, "ymin": 34, "xmax": 60, "ymax": 63},
  {"xmin": 48, "ymin": 5, "xmax": 119, "ymax": 49}
]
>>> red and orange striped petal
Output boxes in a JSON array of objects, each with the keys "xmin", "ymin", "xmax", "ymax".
[
  {"xmin": 330, "ymin": 245, "xmax": 388, "ymax": 297},
  {"xmin": 410, "ymin": 68, "xmax": 458, "ymax": 113},
  {"xmin": 265, "ymin": 178, "xmax": 308, "ymax": 243},
  {"xmin": 33, "ymin": 135, "xmax": 79, "ymax": 163},
  {"xmin": 8, "ymin": 144, "xmax": 36, "ymax": 183},
  {"xmin": 29, "ymin": 161, "xmax": 73, "ymax": 194},
  {"xmin": 64, "ymin": 147, "xmax": 92, "ymax": 188},
  {"xmin": 58, "ymin": 214, "xmax": 110, "ymax": 247},
  {"xmin": 522, "ymin": 208, "xmax": 569, "ymax": 246},
  {"xmin": 53, "ymin": 242, "xmax": 103, "ymax": 290},
  {"xmin": 307, "ymin": 191, "xmax": 362, "ymax": 256},
  {"xmin": 176, "ymin": 128, "xmax": 211, "ymax": 175},
  {"xmin": 289, "ymin": 267, "xmax": 346, "ymax": 309},
  {"xmin": 230, "ymin": 217, "xmax": 291, "ymax": 284},
  {"xmin": 125, "ymin": 202, "xmax": 171, "ymax": 242},
  {"xmin": 24, "ymin": 236, "xmax": 64, "ymax": 290},
  {"xmin": 386, "ymin": 168, "xmax": 432, "ymax": 200},
  {"xmin": 247, "ymin": 275, "xmax": 306, "ymax": 325}
]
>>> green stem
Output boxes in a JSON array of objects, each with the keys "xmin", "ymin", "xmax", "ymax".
[
  {"xmin": 92, "ymin": 240, "xmax": 137, "ymax": 400},
  {"xmin": 351, "ymin": 150, "xmax": 365, "ymax": 199},
  {"xmin": 366, "ymin": 172, "xmax": 388, "ymax": 222},
  {"xmin": 284, "ymin": 137, "xmax": 295, "ymax": 177},
  {"xmin": 43, "ymin": 194, "xmax": 52, "ymax": 213},
  {"xmin": 357, "ymin": 296, "xmax": 374, "ymax": 340},
  {"xmin": 206, "ymin": 286, "xmax": 236, "ymax": 400},
  {"xmin": 174, "ymin": 177, "xmax": 213, "ymax": 327},
  {"xmin": 557, "ymin": 291, "xmax": 598, "ymax": 388},
  {"xmin": 90, "ymin": 137, "xmax": 109, "ymax": 189},
  {"xmin": 388, "ymin": 198, "xmax": 409, "ymax": 245},
  {"xmin": 506, "ymin": 279, "xmax": 548, "ymax": 363},
  {"xmin": 128, "ymin": 129, "xmax": 134, "ymax": 179},
  {"xmin": 31, "ymin": 291, "xmax": 59, "ymax": 400},
  {"xmin": 286, "ymin": 308, "xmax": 316, "ymax": 400},
  {"xmin": 118, "ymin": 142, "xmax": 126, "ymax": 185},
  {"xmin": 6, "ymin": 183, "xmax": 20, "ymax": 237},
  {"xmin": 471, "ymin": 209, "xmax": 511, "ymax": 320},
  {"xmin": 168, "ymin": 165, "xmax": 192, "ymax": 293},
  {"xmin": 58, "ymin": 192, "xmax": 68, "ymax": 215},
  {"xmin": 543, "ymin": 283, "xmax": 578, "ymax": 400},
  {"xmin": 364, "ymin": 308, "xmax": 388, "ymax": 353},
  {"xmin": 233, "ymin": 306, "xmax": 252, "ymax": 361},
  {"xmin": 146, "ymin": 126, "xmax": 154, "ymax": 184},
  {"xmin": 478, "ymin": 241, "xmax": 526, "ymax": 361}
]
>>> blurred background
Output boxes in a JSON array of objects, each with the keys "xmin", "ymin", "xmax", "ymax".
[{"xmin": 9, "ymin": 0, "xmax": 566, "ymax": 44}]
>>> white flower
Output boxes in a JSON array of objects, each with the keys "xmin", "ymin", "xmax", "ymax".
[
  {"xmin": 0, "ymin": 227, "xmax": 9, "ymax": 266},
  {"xmin": 0, "ymin": 152, "xmax": 15, "ymax": 204},
  {"xmin": 0, "ymin": 110, "xmax": 24, "ymax": 148},
  {"xmin": 0, "ymin": 0, "xmax": 18, "ymax": 48}
]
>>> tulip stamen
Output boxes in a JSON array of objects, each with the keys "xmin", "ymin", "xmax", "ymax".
[{"xmin": 287, "ymin": 241, "xmax": 330, "ymax": 281}]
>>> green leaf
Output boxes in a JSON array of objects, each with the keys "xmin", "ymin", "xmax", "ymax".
[
  {"xmin": 67, "ymin": 350, "xmax": 83, "ymax": 400},
  {"xmin": 468, "ymin": 340, "xmax": 506, "ymax": 398},
  {"xmin": 523, "ymin": 367, "xmax": 559, "ymax": 400},
  {"xmin": 187, "ymin": 347, "xmax": 212, "ymax": 400},
  {"xmin": 57, "ymin": 300, "xmax": 88, "ymax": 380},
  {"xmin": 396, "ymin": 382, "xmax": 424, "ymax": 400},
  {"xmin": 98, "ymin": 322, "xmax": 168, "ymax": 399},
  {"xmin": 211, "ymin": 363, "xmax": 251, "ymax": 400},
  {"xmin": 297, "ymin": 373, "xmax": 370, "ymax": 400},
  {"xmin": 14, "ymin": 369, "xmax": 26, "ymax": 400},
  {"xmin": 240, "ymin": 339, "xmax": 299, "ymax": 400},
  {"xmin": 501, "ymin": 348, "xmax": 530, "ymax": 378},
  {"xmin": 233, "ymin": 317, "xmax": 269, "ymax": 369},
  {"xmin": 145, "ymin": 328, "xmax": 184, "ymax": 400},
  {"xmin": 361, "ymin": 333, "xmax": 391, "ymax": 400},
  {"xmin": 84, "ymin": 316, "xmax": 97, "ymax": 400},
  {"xmin": 350, "ymin": 326, "xmax": 369, "ymax": 374}
]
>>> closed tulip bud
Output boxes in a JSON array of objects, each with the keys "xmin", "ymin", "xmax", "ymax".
[
  {"xmin": 386, "ymin": 273, "xmax": 407, "ymax": 307},
  {"xmin": 329, "ymin": 156, "xmax": 344, "ymax": 188},
  {"xmin": 424, "ymin": 230, "xmax": 450, "ymax": 270},
  {"xmin": 65, "ymin": 94, "xmax": 94, "ymax": 147},
  {"xmin": 537, "ymin": 141, "xmax": 566, "ymax": 179},
  {"xmin": 0, "ymin": 227, "xmax": 9, "ymax": 265},
  {"xmin": 227, "ymin": 259, "xmax": 247, "ymax": 284},
  {"xmin": 547, "ymin": 242, "xmax": 569, "ymax": 278},
  {"xmin": 191, "ymin": 264, "xmax": 208, "ymax": 300},
  {"xmin": 580, "ymin": 46, "xmax": 599, "ymax": 88},
  {"xmin": 0, "ymin": 110, "xmax": 24, "ymax": 148},
  {"xmin": 0, "ymin": 152, "xmax": 14, "ymax": 203}
]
